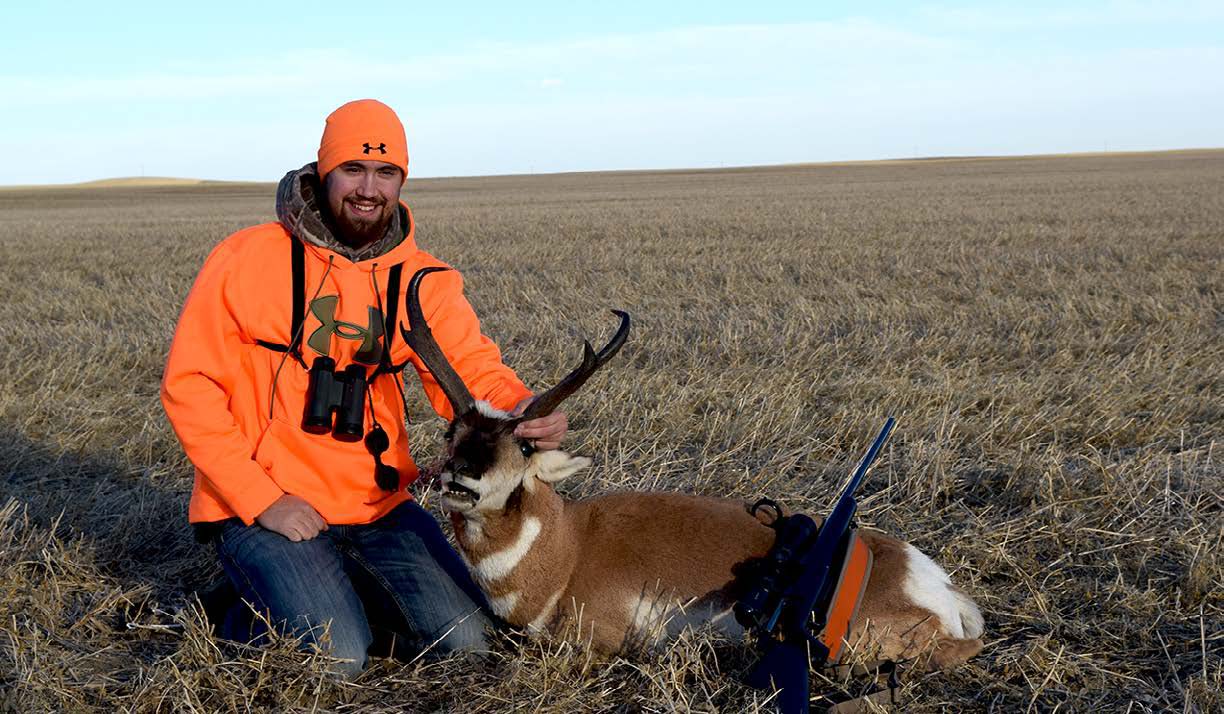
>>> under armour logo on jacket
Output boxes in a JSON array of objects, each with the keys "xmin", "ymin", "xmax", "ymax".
[
  {"xmin": 362, "ymin": 142, "xmax": 387, "ymax": 155},
  {"xmin": 307, "ymin": 296, "xmax": 385, "ymax": 364}
]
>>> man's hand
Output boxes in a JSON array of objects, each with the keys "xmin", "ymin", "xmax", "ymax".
[
  {"xmin": 512, "ymin": 397, "xmax": 568, "ymax": 451},
  {"xmin": 255, "ymin": 494, "xmax": 328, "ymax": 542}
]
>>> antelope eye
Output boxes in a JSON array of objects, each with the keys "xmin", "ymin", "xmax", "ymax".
[{"xmin": 519, "ymin": 441, "xmax": 536, "ymax": 458}]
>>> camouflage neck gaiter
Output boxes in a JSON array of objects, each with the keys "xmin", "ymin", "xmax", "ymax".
[{"xmin": 275, "ymin": 162, "xmax": 406, "ymax": 263}]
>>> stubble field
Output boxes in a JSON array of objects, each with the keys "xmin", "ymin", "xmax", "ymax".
[{"xmin": 0, "ymin": 150, "xmax": 1220, "ymax": 712}]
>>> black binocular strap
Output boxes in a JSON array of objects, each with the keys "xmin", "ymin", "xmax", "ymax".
[
  {"xmin": 256, "ymin": 236, "xmax": 308, "ymax": 368},
  {"xmin": 373, "ymin": 263, "xmax": 411, "ymax": 376},
  {"xmin": 256, "ymin": 236, "xmax": 411, "ymax": 376},
  {"xmin": 290, "ymin": 235, "xmax": 306, "ymax": 359}
]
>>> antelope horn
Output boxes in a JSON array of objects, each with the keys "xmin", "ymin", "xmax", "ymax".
[
  {"xmin": 400, "ymin": 267, "xmax": 476, "ymax": 419},
  {"xmin": 519, "ymin": 310, "xmax": 631, "ymax": 421}
]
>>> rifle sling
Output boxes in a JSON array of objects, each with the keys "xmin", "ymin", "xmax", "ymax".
[
  {"xmin": 816, "ymin": 660, "xmax": 904, "ymax": 713},
  {"xmin": 820, "ymin": 531, "xmax": 873, "ymax": 662}
]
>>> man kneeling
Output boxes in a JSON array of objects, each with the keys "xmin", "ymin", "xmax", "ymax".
[{"xmin": 161, "ymin": 99, "xmax": 566, "ymax": 677}]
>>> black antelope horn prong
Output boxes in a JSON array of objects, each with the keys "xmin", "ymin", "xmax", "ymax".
[
  {"xmin": 400, "ymin": 267, "xmax": 476, "ymax": 418},
  {"xmin": 520, "ymin": 310, "xmax": 631, "ymax": 421}
]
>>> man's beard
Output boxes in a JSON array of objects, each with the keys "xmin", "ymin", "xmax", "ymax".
[{"xmin": 334, "ymin": 201, "xmax": 393, "ymax": 249}]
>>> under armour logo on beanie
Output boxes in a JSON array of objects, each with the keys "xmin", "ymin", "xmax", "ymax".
[{"xmin": 317, "ymin": 99, "xmax": 409, "ymax": 178}]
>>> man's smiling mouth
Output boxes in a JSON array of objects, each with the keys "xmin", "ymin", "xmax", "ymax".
[{"xmin": 348, "ymin": 201, "xmax": 380, "ymax": 214}]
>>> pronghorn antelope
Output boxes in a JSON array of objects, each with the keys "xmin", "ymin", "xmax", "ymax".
[{"xmin": 401, "ymin": 268, "xmax": 984, "ymax": 668}]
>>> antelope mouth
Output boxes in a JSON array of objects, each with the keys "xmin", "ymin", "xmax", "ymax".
[{"xmin": 442, "ymin": 479, "xmax": 479, "ymax": 503}]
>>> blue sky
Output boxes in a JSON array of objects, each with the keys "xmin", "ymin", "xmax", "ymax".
[{"xmin": 2, "ymin": 1, "xmax": 1221, "ymax": 184}]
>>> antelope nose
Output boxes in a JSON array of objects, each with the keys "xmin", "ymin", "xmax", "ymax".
[{"xmin": 446, "ymin": 457, "xmax": 478, "ymax": 479}]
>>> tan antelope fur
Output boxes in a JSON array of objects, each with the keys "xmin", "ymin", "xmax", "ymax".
[{"xmin": 400, "ymin": 267, "xmax": 984, "ymax": 668}]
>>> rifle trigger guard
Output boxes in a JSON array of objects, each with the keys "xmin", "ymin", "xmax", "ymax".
[{"xmin": 749, "ymin": 497, "xmax": 785, "ymax": 528}]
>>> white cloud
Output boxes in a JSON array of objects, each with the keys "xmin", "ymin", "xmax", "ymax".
[
  {"xmin": 1, "ymin": 20, "xmax": 948, "ymax": 106},
  {"xmin": 917, "ymin": 0, "xmax": 1224, "ymax": 31}
]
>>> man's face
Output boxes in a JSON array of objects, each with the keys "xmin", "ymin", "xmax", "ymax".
[{"xmin": 324, "ymin": 160, "xmax": 404, "ymax": 247}]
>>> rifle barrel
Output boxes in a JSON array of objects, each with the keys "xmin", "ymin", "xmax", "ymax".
[{"xmin": 842, "ymin": 416, "xmax": 896, "ymax": 499}]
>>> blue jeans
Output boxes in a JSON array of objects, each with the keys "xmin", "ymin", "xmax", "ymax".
[{"xmin": 212, "ymin": 500, "xmax": 490, "ymax": 678}]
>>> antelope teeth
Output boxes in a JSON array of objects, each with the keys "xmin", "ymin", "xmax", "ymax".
[{"xmin": 444, "ymin": 481, "xmax": 478, "ymax": 500}]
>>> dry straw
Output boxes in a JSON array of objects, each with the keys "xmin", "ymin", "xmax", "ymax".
[{"xmin": 0, "ymin": 151, "xmax": 1220, "ymax": 711}]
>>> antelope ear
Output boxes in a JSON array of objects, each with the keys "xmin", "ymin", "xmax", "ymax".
[{"xmin": 535, "ymin": 450, "xmax": 591, "ymax": 484}]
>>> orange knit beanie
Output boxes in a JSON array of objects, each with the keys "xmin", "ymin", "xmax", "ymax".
[{"xmin": 317, "ymin": 99, "xmax": 409, "ymax": 179}]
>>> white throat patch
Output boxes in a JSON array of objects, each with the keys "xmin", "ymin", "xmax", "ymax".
[{"xmin": 473, "ymin": 516, "xmax": 542, "ymax": 583}]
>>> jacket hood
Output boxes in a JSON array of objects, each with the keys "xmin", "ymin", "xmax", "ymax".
[{"xmin": 275, "ymin": 162, "xmax": 417, "ymax": 268}]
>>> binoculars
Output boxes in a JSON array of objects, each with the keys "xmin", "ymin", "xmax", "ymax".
[{"xmin": 302, "ymin": 356, "xmax": 367, "ymax": 441}]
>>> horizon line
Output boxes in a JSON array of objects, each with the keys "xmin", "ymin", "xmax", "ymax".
[{"xmin": 4, "ymin": 146, "xmax": 1222, "ymax": 190}]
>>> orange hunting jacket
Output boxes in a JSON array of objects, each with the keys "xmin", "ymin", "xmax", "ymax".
[{"xmin": 161, "ymin": 205, "xmax": 532, "ymax": 526}]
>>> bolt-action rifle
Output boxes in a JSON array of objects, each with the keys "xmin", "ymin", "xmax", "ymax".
[{"xmin": 735, "ymin": 417, "xmax": 897, "ymax": 713}]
